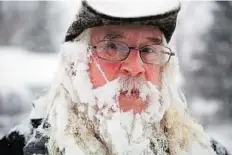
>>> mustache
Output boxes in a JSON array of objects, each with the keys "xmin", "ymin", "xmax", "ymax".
[{"xmin": 119, "ymin": 76, "xmax": 149, "ymax": 95}]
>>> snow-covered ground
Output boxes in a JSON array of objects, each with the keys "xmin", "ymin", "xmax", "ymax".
[
  {"xmin": 0, "ymin": 47, "xmax": 58, "ymax": 87},
  {"xmin": 0, "ymin": 47, "xmax": 58, "ymax": 137}
]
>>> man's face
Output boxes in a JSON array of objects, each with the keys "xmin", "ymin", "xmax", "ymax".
[{"xmin": 89, "ymin": 25, "xmax": 163, "ymax": 113}]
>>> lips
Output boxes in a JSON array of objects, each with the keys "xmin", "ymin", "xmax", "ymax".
[{"xmin": 120, "ymin": 89, "xmax": 140, "ymax": 98}]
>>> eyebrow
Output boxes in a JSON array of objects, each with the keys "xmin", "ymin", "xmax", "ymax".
[
  {"xmin": 103, "ymin": 33, "xmax": 125, "ymax": 40},
  {"xmin": 103, "ymin": 33, "xmax": 162, "ymax": 44},
  {"xmin": 146, "ymin": 37, "xmax": 162, "ymax": 44}
]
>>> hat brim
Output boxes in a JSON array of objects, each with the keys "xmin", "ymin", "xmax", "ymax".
[{"xmin": 65, "ymin": 0, "xmax": 181, "ymax": 43}]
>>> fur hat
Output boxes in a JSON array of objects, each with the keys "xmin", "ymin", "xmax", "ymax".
[{"xmin": 64, "ymin": 0, "xmax": 181, "ymax": 43}]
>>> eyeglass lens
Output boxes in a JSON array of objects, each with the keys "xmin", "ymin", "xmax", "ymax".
[{"xmin": 95, "ymin": 40, "xmax": 171, "ymax": 65}]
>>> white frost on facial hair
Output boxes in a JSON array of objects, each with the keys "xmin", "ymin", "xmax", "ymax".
[
  {"xmin": 92, "ymin": 78, "xmax": 120, "ymax": 110},
  {"xmin": 89, "ymin": 77, "xmax": 166, "ymax": 154},
  {"xmin": 49, "ymin": 30, "xmax": 169, "ymax": 155},
  {"xmin": 29, "ymin": 30, "xmax": 217, "ymax": 155}
]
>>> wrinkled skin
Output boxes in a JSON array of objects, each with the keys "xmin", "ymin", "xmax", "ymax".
[{"xmin": 89, "ymin": 25, "xmax": 163, "ymax": 113}]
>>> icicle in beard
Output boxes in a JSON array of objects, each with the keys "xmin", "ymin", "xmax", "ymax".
[
  {"xmin": 44, "ymin": 29, "xmax": 173, "ymax": 155},
  {"xmin": 58, "ymin": 30, "xmax": 171, "ymax": 154},
  {"xmin": 89, "ymin": 76, "xmax": 169, "ymax": 155}
]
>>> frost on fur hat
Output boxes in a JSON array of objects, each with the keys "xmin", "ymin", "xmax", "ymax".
[{"xmin": 65, "ymin": 0, "xmax": 181, "ymax": 43}]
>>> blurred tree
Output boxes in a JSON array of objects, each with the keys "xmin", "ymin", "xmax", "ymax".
[
  {"xmin": 0, "ymin": 1, "xmax": 58, "ymax": 53},
  {"xmin": 0, "ymin": 2, "xmax": 62, "ymax": 136},
  {"xmin": 186, "ymin": 2, "xmax": 232, "ymax": 118}
]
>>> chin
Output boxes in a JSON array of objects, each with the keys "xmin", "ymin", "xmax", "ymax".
[{"xmin": 118, "ymin": 94, "xmax": 147, "ymax": 114}]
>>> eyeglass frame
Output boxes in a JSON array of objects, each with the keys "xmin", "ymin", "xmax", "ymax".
[{"xmin": 89, "ymin": 40, "xmax": 175, "ymax": 66}]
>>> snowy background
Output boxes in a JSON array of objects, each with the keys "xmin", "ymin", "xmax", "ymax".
[{"xmin": 0, "ymin": 1, "xmax": 231, "ymax": 153}]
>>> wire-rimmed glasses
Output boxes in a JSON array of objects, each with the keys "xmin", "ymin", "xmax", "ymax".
[{"xmin": 90, "ymin": 40, "xmax": 175, "ymax": 65}]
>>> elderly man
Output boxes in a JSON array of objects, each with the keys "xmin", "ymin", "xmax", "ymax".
[{"xmin": 0, "ymin": 0, "xmax": 230, "ymax": 155}]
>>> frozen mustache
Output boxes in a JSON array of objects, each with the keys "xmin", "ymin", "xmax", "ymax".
[
  {"xmin": 119, "ymin": 76, "xmax": 151, "ymax": 101},
  {"xmin": 92, "ymin": 76, "xmax": 159, "ymax": 105}
]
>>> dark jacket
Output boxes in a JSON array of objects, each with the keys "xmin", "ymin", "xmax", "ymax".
[{"xmin": 0, "ymin": 118, "xmax": 230, "ymax": 155}]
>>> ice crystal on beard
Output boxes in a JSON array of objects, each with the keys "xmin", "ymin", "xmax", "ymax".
[
  {"xmin": 92, "ymin": 56, "xmax": 109, "ymax": 83},
  {"xmin": 119, "ymin": 76, "xmax": 151, "ymax": 102}
]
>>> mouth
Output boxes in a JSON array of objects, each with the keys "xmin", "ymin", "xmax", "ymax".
[{"xmin": 120, "ymin": 89, "xmax": 140, "ymax": 98}]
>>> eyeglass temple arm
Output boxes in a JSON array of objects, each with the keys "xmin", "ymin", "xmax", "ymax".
[{"xmin": 163, "ymin": 51, "xmax": 175, "ymax": 56}]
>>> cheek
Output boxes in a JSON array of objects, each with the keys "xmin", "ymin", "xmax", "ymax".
[
  {"xmin": 88, "ymin": 56, "xmax": 121, "ymax": 88},
  {"xmin": 145, "ymin": 65, "xmax": 161, "ymax": 85}
]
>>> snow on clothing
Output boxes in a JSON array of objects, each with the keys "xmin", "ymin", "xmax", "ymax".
[
  {"xmin": 0, "ymin": 118, "xmax": 230, "ymax": 155},
  {"xmin": 0, "ymin": 1, "xmax": 230, "ymax": 155}
]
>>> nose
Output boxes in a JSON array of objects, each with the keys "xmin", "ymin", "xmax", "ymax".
[{"xmin": 120, "ymin": 49, "xmax": 145, "ymax": 77}]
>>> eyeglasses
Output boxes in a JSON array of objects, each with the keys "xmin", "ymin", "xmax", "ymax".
[{"xmin": 90, "ymin": 40, "xmax": 175, "ymax": 65}]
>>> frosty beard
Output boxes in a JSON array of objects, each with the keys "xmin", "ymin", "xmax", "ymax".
[
  {"xmin": 66, "ymin": 69, "xmax": 170, "ymax": 154},
  {"xmin": 89, "ymin": 76, "xmax": 169, "ymax": 155},
  {"xmin": 63, "ymin": 54, "xmax": 168, "ymax": 155},
  {"xmin": 32, "ymin": 31, "xmax": 217, "ymax": 155},
  {"xmin": 42, "ymin": 40, "xmax": 217, "ymax": 155},
  {"xmin": 45, "ymin": 35, "xmax": 172, "ymax": 155}
]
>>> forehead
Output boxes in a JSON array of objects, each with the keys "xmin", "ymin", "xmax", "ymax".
[{"xmin": 89, "ymin": 25, "xmax": 163, "ymax": 40}]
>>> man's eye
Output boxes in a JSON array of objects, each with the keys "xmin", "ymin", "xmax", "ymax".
[
  {"xmin": 141, "ymin": 47, "xmax": 154, "ymax": 53},
  {"xmin": 106, "ymin": 42, "xmax": 117, "ymax": 49}
]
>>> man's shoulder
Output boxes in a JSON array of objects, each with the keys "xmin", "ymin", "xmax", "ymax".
[
  {"xmin": 211, "ymin": 139, "xmax": 231, "ymax": 155},
  {"xmin": 0, "ymin": 119, "xmax": 231, "ymax": 155},
  {"xmin": 0, "ymin": 131, "xmax": 25, "ymax": 155},
  {"xmin": 0, "ymin": 118, "xmax": 49, "ymax": 155}
]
